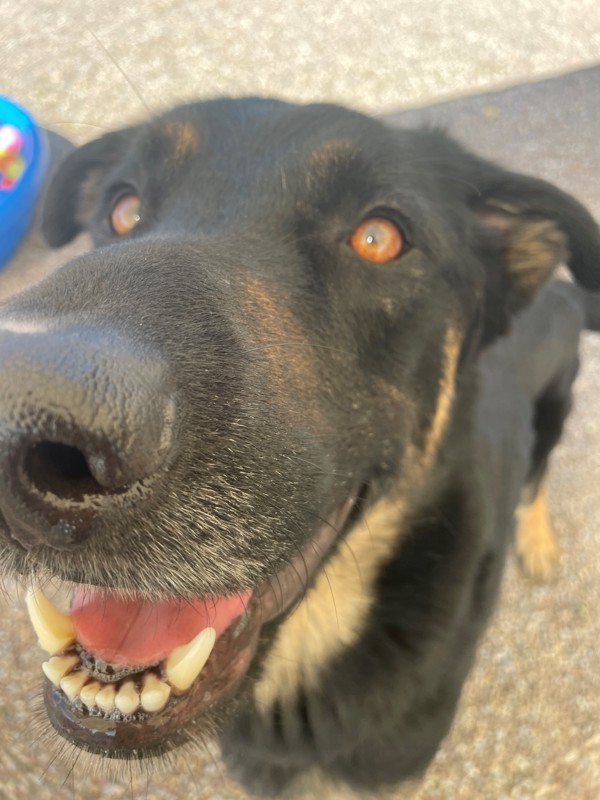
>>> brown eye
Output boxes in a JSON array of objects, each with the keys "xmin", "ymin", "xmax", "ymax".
[
  {"xmin": 349, "ymin": 217, "xmax": 405, "ymax": 263},
  {"xmin": 110, "ymin": 194, "xmax": 141, "ymax": 235}
]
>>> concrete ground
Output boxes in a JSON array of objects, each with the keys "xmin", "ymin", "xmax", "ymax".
[{"xmin": 0, "ymin": 4, "xmax": 599, "ymax": 799}]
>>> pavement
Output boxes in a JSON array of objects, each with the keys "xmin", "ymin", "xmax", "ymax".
[{"xmin": 0, "ymin": 3, "xmax": 599, "ymax": 799}]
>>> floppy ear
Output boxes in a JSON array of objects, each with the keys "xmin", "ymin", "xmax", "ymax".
[
  {"xmin": 409, "ymin": 129, "xmax": 600, "ymax": 345},
  {"xmin": 419, "ymin": 131, "xmax": 598, "ymax": 291},
  {"xmin": 443, "ymin": 142, "xmax": 600, "ymax": 343},
  {"xmin": 42, "ymin": 128, "xmax": 136, "ymax": 247},
  {"xmin": 471, "ymin": 166, "xmax": 600, "ymax": 298}
]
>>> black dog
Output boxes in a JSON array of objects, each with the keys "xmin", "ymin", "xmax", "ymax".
[{"xmin": 0, "ymin": 98, "xmax": 598, "ymax": 798}]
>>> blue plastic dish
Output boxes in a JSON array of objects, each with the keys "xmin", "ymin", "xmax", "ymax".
[{"xmin": 0, "ymin": 96, "xmax": 48, "ymax": 269}]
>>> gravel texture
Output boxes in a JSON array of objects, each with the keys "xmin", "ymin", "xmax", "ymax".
[{"xmin": 1, "ymin": 0, "xmax": 599, "ymax": 137}]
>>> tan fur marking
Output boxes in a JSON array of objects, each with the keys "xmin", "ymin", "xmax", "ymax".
[
  {"xmin": 516, "ymin": 481, "xmax": 559, "ymax": 581},
  {"xmin": 78, "ymin": 171, "xmax": 107, "ymax": 228},
  {"xmin": 240, "ymin": 275, "xmax": 321, "ymax": 423},
  {"xmin": 304, "ymin": 139, "xmax": 361, "ymax": 191},
  {"xmin": 255, "ymin": 325, "xmax": 465, "ymax": 713},
  {"xmin": 478, "ymin": 206, "xmax": 568, "ymax": 296},
  {"xmin": 254, "ymin": 494, "xmax": 406, "ymax": 711},
  {"xmin": 161, "ymin": 121, "xmax": 200, "ymax": 161},
  {"xmin": 422, "ymin": 324, "xmax": 462, "ymax": 470},
  {"xmin": 506, "ymin": 220, "xmax": 568, "ymax": 292},
  {"xmin": 306, "ymin": 139, "xmax": 359, "ymax": 171}
]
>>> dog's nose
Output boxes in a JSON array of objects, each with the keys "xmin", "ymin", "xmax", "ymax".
[{"xmin": 0, "ymin": 323, "xmax": 175, "ymax": 550}]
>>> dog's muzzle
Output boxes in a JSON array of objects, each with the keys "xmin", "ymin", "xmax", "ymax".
[{"xmin": 0, "ymin": 250, "xmax": 364, "ymax": 759}]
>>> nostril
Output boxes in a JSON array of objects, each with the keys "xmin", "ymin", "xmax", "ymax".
[
  {"xmin": 23, "ymin": 442, "xmax": 127, "ymax": 502},
  {"xmin": 0, "ymin": 327, "xmax": 176, "ymax": 551}
]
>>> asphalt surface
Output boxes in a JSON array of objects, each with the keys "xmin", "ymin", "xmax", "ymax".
[{"xmin": 0, "ymin": 4, "xmax": 599, "ymax": 798}]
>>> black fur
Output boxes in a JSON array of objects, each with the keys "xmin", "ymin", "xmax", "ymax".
[{"xmin": 0, "ymin": 98, "xmax": 599, "ymax": 797}]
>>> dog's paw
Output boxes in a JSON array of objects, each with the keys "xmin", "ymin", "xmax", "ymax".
[{"xmin": 515, "ymin": 485, "xmax": 560, "ymax": 582}]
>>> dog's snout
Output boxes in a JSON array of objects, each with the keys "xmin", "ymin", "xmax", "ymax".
[{"xmin": 0, "ymin": 324, "xmax": 176, "ymax": 550}]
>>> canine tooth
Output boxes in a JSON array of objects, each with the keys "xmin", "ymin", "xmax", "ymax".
[
  {"xmin": 140, "ymin": 673, "xmax": 171, "ymax": 713},
  {"xmin": 42, "ymin": 654, "xmax": 79, "ymax": 686},
  {"xmin": 60, "ymin": 670, "xmax": 89, "ymax": 701},
  {"xmin": 165, "ymin": 627, "xmax": 216, "ymax": 693},
  {"xmin": 115, "ymin": 680, "xmax": 139, "ymax": 715},
  {"xmin": 96, "ymin": 684, "xmax": 116, "ymax": 714},
  {"xmin": 80, "ymin": 681, "xmax": 102, "ymax": 709},
  {"xmin": 25, "ymin": 587, "xmax": 76, "ymax": 655}
]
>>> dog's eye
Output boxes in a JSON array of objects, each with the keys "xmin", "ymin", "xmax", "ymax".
[
  {"xmin": 349, "ymin": 217, "xmax": 405, "ymax": 263},
  {"xmin": 110, "ymin": 194, "xmax": 141, "ymax": 235}
]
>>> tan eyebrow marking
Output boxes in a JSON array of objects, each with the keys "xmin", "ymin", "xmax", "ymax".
[
  {"xmin": 304, "ymin": 139, "xmax": 362, "ymax": 187},
  {"xmin": 160, "ymin": 120, "xmax": 201, "ymax": 161}
]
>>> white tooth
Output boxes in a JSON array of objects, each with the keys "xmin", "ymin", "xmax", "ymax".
[
  {"xmin": 60, "ymin": 670, "xmax": 89, "ymax": 701},
  {"xmin": 165, "ymin": 627, "xmax": 216, "ymax": 693},
  {"xmin": 140, "ymin": 673, "xmax": 171, "ymax": 713},
  {"xmin": 96, "ymin": 684, "xmax": 116, "ymax": 714},
  {"xmin": 25, "ymin": 587, "xmax": 76, "ymax": 656},
  {"xmin": 42, "ymin": 654, "xmax": 80, "ymax": 686},
  {"xmin": 115, "ymin": 680, "xmax": 139, "ymax": 715},
  {"xmin": 80, "ymin": 681, "xmax": 102, "ymax": 709}
]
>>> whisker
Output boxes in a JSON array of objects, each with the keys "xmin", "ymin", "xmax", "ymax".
[
  {"xmin": 319, "ymin": 564, "xmax": 339, "ymax": 630},
  {"xmin": 85, "ymin": 26, "xmax": 152, "ymax": 116},
  {"xmin": 39, "ymin": 738, "xmax": 68, "ymax": 781},
  {"xmin": 243, "ymin": 340, "xmax": 357, "ymax": 357},
  {"xmin": 59, "ymin": 745, "xmax": 83, "ymax": 792},
  {"xmin": 48, "ymin": 120, "xmax": 111, "ymax": 132}
]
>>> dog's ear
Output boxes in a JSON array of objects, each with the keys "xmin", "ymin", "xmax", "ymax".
[
  {"xmin": 442, "ymin": 142, "xmax": 600, "ymax": 344},
  {"xmin": 42, "ymin": 128, "xmax": 136, "ymax": 247},
  {"xmin": 470, "ymin": 166, "xmax": 600, "ymax": 303},
  {"xmin": 419, "ymin": 131, "xmax": 600, "ymax": 307}
]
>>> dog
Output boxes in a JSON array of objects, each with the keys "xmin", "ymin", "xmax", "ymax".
[{"xmin": 0, "ymin": 97, "xmax": 598, "ymax": 798}]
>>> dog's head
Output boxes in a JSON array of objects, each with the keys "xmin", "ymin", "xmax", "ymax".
[{"xmin": 0, "ymin": 99, "xmax": 598, "ymax": 767}]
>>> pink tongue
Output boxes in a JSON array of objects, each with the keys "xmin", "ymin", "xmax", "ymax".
[{"xmin": 71, "ymin": 587, "xmax": 252, "ymax": 667}]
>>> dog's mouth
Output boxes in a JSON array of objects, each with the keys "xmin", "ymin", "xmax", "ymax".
[{"xmin": 24, "ymin": 490, "xmax": 360, "ymax": 759}]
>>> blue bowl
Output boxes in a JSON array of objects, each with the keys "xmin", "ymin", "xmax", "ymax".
[{"xmin": 0, "ymin": 96, "xmax": 48, "ymax": 269}]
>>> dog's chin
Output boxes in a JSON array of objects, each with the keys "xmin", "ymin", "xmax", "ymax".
[
  {"xmin": 43, "ymin": 592, "xmax": 262, "ymax": 759},
  {"xmin": 29, "ymin": 489, "xmax": 361, "ymax": 760}
]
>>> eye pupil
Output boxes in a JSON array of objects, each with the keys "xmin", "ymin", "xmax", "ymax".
[
  {"xmin": 110, "ymin": 194, "xmax": 141, "ymax": 235},
  {"xmin": 349, "ymin": 216, "xmax": 405, "ymax": 263}
]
